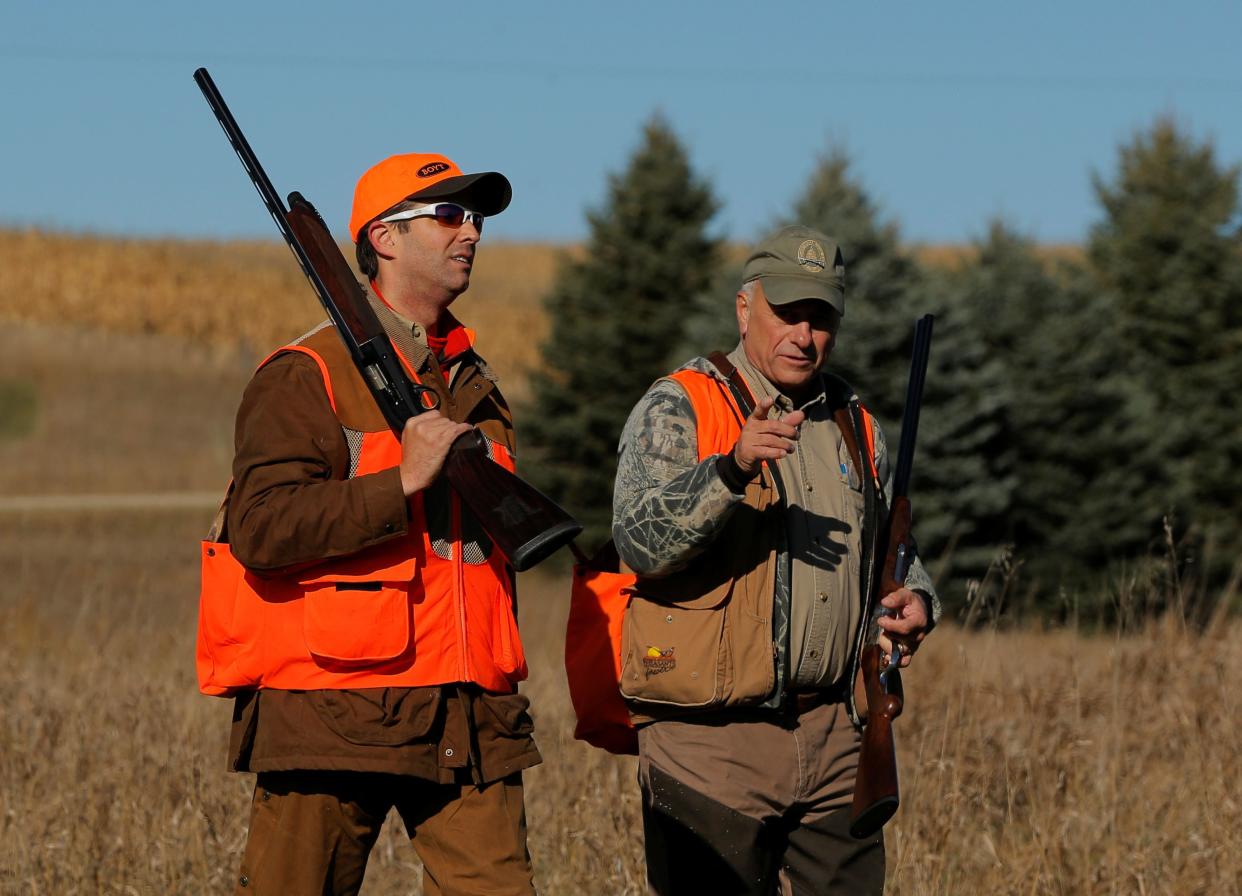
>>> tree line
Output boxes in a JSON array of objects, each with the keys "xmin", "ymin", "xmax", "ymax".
[{"xmin": 522, "ymin": 115, "xmax": 1242, "ymax": 624}]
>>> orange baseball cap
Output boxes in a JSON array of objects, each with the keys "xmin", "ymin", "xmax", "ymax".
[{"xmin": 349, "ymin": 153, "xmax": 513, "ymax": 242}]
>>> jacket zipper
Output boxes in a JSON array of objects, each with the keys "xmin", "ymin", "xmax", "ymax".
[{"xmin": 451, "ymin": 490, "xmax": 470, "ymax": 682}]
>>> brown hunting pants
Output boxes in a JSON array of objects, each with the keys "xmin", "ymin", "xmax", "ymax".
[{"xmin": 233, "ymin": 770, "xmax": 534, "ymax": 896}]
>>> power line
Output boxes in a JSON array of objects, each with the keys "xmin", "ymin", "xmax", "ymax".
[{"xmin": 1, "ymin": 44, "xmax": 1240, "ymax": 94}]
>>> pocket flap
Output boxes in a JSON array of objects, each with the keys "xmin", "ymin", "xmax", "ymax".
[
  {"xmin": 298, "ymin": 554, "xmax": 417, "ymax": 586},
  {"xmin": 625, "ymin": 580, "xmax": 732, "ymax": 611},
  {"xmin": 308, "ymin": 688, "xmax": 441, "ymax": 745},
  {"xmin": 304, "ymin": 586, "xmax": 411, "ymax": 663},
  {"xmin": 475, "ymin": 692, "xmax": 535, "ymax": 738}
]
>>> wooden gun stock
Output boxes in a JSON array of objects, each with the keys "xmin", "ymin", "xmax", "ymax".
[
  {"xmin": 444, "ymin": 433, "xmax": 584, "ymax": 571},
  {"xmin": 850, "ymin": 644, "xmax": 904, "ymax": 839}
]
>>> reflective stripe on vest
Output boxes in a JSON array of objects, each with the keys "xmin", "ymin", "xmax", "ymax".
[{"xmin": 196, "ymin": 338, "xmax": 525, "ymax": 696}]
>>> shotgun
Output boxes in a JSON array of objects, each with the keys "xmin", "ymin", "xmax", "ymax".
[
  {"xmin": 193, "ymin": 67, "xmax": 581, "ymax": 571},
  {"xmin": 849, "ymin": 313, "xmax": 934, "ymax": 840}
]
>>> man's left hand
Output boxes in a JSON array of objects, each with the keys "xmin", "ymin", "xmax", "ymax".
[{"xmin": 875, "ymin": 588, "xmax": 929, "ymax": 668}]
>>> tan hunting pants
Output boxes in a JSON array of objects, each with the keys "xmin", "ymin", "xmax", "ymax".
[
  {"xmin": 639, "ymin": 699, "xmax": 884, "ymax": 895},
  {"xmin": 233, "ymin": 769, "xmax": 534, "ymax": 896}
]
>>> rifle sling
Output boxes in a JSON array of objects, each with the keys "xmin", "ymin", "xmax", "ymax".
[
  {"xmin": 706, "ymin": 351, "xmax": 779, "ymax": 497},
  {"xmin": 707, "ymin": 351, "xmax": 876, "ymax": 502},
  {"xmin": 706, "ymin": 351, "xmax": 752, "ymax": 417}
]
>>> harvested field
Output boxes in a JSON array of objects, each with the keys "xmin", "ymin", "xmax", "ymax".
[
  {"xmin": 0, "ymin": 229, "xmax": 561, "ymax": 404},
  {"xmin": 0, "ymin": 228, "xmax": 1077, "ymax": 402}
]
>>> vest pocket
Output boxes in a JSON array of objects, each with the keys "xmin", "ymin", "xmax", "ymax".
[
  {"xmin": 197, "ymin": 540, "xmax": 271, "ymax": 695},
  {"xmin": 297, "ymin": 551, "xmax": 417, "ymax": 665},
  {"xmin": 619, "ymin": 588, "xmax": 731, "ymax": 709},
  {"xmin": 302, "ymin": 583, "xmax": 412, "ymax": 664},
  {"xmin": 298, "ymin": 554, "xmax": 417, "ymax": 586},
  {"xmin": 491, "ymin": 584, "xmax": 527, "ymax": 677}
]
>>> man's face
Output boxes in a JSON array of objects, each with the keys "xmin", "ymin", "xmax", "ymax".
[
  {"xmin": 374, "ymin": 208, "xmax": 481, "ymax": 304},
  {"xmin": 737, "ymin": 281, "xmax": 840, "ymax": 396}
]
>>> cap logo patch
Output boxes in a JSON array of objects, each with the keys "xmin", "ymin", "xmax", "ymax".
[
  {"xmin": 417, "ymin": 162, "xmax": 451, "ymax": 178},
  {"xmin": 797, "ymin": 239, "xmax": 827, "ymax": 272}
]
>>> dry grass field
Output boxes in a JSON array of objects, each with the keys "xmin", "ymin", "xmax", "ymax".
[
  {"xmin": 5, "ymin": 505, "xmax": 1238, "ymax": 894},
  {"xmin": 1, "ymin": 229, "xmax": 1239, "ymax": 894}
]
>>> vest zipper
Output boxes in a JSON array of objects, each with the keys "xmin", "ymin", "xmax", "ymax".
[
  {"xmin": 451, "ymin": 491, "xmax": 470, "ymax": 682},
  {"xmin": 846, "ymin": 400, "xmax": 879, "ymax": 728}
]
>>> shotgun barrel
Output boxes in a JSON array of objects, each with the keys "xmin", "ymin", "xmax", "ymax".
[{"xmin": 849, "ymin": 313, "xmax": 934, "ymax": 839}]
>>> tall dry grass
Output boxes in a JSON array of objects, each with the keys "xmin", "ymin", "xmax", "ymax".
[
  {"xmin": 0, "ymin": 323, "xmax": 250, "ymax": 496},
  {"xmin": 2, "ymin": 324, "xmax": 1240, "ymax": 894},
  {"xmin": 3, "ymin": 504, "xmax": 1238, "ymax": 894}
]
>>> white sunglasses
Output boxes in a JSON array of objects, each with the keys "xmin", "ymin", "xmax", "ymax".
[{"xmin": 380, "ymin": 202, "xmax": 484, "ymax": 233}]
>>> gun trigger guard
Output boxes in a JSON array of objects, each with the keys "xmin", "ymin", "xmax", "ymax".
[{"xmin": 417, "ymin": 389, "xmax": 441, "ymax": 411}]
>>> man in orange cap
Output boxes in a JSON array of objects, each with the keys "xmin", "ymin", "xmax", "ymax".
[{"xmin": 218, "ymin": 153, "xmax": 539, "ymax": 895}]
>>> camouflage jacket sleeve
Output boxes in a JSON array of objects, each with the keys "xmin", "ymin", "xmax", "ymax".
[
  {"xmin": 871, "ymin": 416, "xmax": 942, "ymax": 626},
  {"xmin": 612, "ymin": 377, "xmax": 744, "ymax": 577}
]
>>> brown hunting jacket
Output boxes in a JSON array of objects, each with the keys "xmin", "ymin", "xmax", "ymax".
[{"xmin": 222, "ymin": 290, "xmax": 540, "ymax": 784}]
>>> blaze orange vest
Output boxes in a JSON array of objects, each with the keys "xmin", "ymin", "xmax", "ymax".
[
  {"xmin": 567, "ymin": 360, "xmax": 877, "ymax": 752},
  {"xmin": 196, "ymin": 330, "xmax": 526, "ymax": 696},
  {"xmin": 668, "ymin": 366, "xmax": 877, "ymax": 478},
  {"xmin": 618, "ymin": 365, "xmax": 877, "ymax": 712}
]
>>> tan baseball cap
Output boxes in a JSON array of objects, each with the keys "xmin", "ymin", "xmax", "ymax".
[{"xmin": 742, "ymin": 225, "xmax": 846, "ymax": 315}]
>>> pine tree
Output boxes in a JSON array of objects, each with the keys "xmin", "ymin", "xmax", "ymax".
[
  {"xmin": 523, "ymin": 116, "xmax": 721, "ymax": 551},
  {"xmin": 1087, "ymin": 118, "xmax": 1242, "ymax": 559},
  {"xmin": 919, "ymin": 224, "xmax": 1151, "ymax": 610},
  {"xmin": 912, "ymin": 231, "xmax": 1021, "ymax": 591}
]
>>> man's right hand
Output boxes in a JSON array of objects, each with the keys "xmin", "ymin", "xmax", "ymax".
[
  {"xmin": 399, "ymin": 411, "xmax": 473, "ymax": 496},
  {"xmin": 732, "ymin": 397, "xmax": 805, "ymax": 478}
]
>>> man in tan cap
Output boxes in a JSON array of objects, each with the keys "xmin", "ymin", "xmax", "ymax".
[
  {"xmin": 213, "ymin": 153, "xmax": 539, "ymax": 895},
  {"xmin": 612, "ymin": 225, "xmax": 940, "ymax": 894}
]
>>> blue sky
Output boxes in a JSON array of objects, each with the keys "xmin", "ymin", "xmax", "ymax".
[{"xmin": 2, "ymin": 1, "xmax": 1239, "ymax": 245}]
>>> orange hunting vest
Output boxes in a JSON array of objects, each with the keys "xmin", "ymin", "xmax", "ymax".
[
  {"xmin": 669, "ymin": 366, "xmax": 877, "ymax": 477},
  {"xmin": 617, "ymin": 366, "xmax": 877, "ymax": 711},
  {"xmin": 567, "ymin": 361, "xmax": 877, "ymax": 751},
  {"xmin": 196, "ymin": 328, "xmax": 525, "ymax": 696}
]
